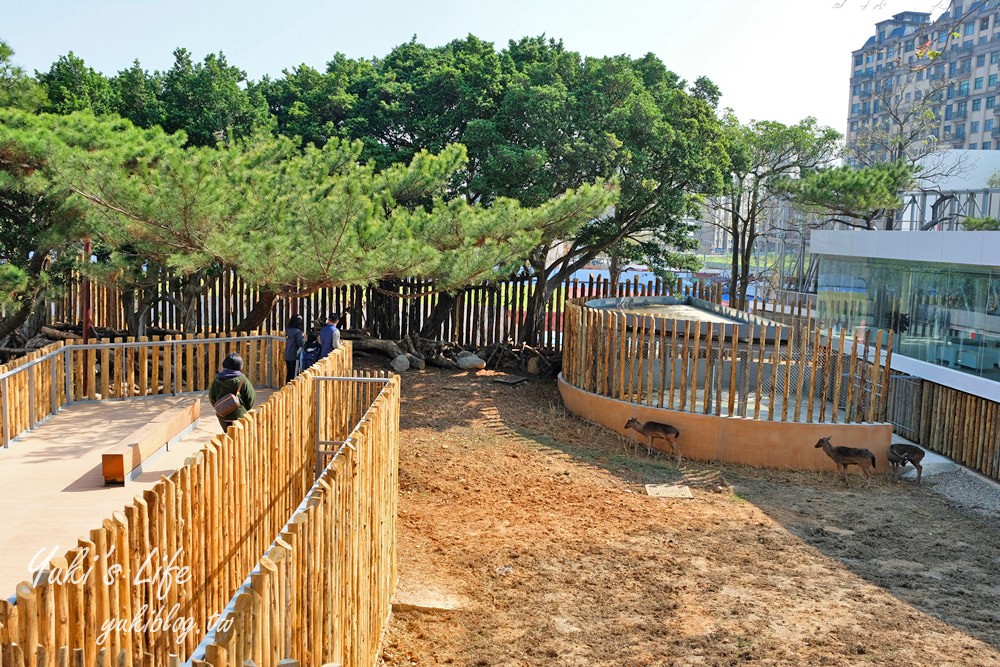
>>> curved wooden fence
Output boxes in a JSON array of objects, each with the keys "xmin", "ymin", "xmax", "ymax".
[
  {"xmin": 562, "ymin": 298, "xmax": 894, "ymax": 424},
  {"xmin": 0, "ymin": 338, "xmax": 401, "ymax": 666}
]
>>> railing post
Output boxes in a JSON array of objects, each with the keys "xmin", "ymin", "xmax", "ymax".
[
  {"xmin": 1, "ymin": 377, "xmax": 8, "ymax": 447},
  {"xmin": 315, "ymin": 376, "xmax": 323, "ymax": 480},
  {"xmin": 51, "ymin": 350, "xmax": 58, "ymax": 414},
  {"xmin": 266, "ymin": 336, "xmax": 273, "ymax": 389},
  {"xmin": 63, "ymin": 346, "xmax": 73, "ymax": 405},
  {"xmin": 27, "ymin": 364, "xmax": 36, "ymax": 428},
  {"xmin": 173, "ymin": 340, "xmax": 181, "ymax": 395}
]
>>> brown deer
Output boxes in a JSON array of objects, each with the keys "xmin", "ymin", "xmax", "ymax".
[
  {"xmin": 624, "ymin": 417, "xmax": 681, "ymax": 459},
  {"xmin": 887, "ymin": 443, "xmax": 925, "ymax": 483},
  {"xmin": 814, "ymin": 436, "xmax": 876, "ymax": 487}
]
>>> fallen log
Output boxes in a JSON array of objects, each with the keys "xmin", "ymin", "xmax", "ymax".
[
  {"xmin": 40, "ymin": 326, "xmax": 82, "ymax": 341},
  {"xmin": 348, "ymin": 337, "xmax": 406, "ymax": 359}
]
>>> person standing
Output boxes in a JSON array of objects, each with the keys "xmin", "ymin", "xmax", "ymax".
[
  {"xmin": 209, "ymin": 352, "xmax": 256, "ymax": 431},
  {"xmin": 284, "ymin": 314, "xmax": 305, "ymax": 382},
  {"xmin": 319, "ymin": 312, "xmax": 341, "ymax": 358}
]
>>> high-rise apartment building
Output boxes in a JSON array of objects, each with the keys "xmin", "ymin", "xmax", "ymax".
[{"xmin": 847, "ymin": 1, "xmax": 1000, "ymax": 161}]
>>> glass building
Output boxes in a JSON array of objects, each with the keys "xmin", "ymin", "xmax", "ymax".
[{"xmin": 812, "ymin": 231, "xmax": 1000, "ymax": 385}]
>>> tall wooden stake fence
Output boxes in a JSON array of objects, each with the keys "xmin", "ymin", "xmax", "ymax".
[
  {"xmin": 0, "ymin": 338, "xmax": 400, "ymax": 666},
  {"xmin": 50, "ymin": 271, "xmax": 735, "ymax": 351},
  {"xmin": 562, "ymin": 299, "xmax": 893, "ymax": 424}
]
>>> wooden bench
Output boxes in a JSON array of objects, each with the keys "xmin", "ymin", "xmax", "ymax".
[{"xmin": 101, "ymin": 399, "xmax": 201, "ymax": 485}]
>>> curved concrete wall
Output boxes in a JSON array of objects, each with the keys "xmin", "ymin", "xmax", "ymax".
[{"xmin": 559, "ymin": 375, "xmax": 894, "ymax": 473}]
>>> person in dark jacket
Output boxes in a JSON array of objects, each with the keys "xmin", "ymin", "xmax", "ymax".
[
  {"xmin": 285, "ymin": 314, "xmax": 305, "ymax": 382},
  {"xmin": 319, "ymin": 312, "xmax": 341, "ymax": 358},
  {"xmin": 208, "ymin": 352, "xmax": 256, "ymax": 431}
]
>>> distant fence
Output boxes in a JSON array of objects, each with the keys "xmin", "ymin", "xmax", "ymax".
[
  {"xmin": 562, "ymin": 298, "xmax": 892, "ymax": 424},
  {"xmin": 0, "ymin": 340, "xmax": 401, "ymax": 665},
  {"xmin": 48, "ymin": 271, "xmax": 741, "ymax": 351}
]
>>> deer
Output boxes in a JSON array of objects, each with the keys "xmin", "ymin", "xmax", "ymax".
[
  {"xmin": 624, "ymin": 417, "xmax": 681, "ymax": 459},
  {"xmin": 814, "ymin": 436, "xmax": 876, "ymax": 487},
  {"xmin": 887, "ymin": 443, "xmax": 925, "ymax": 483}
]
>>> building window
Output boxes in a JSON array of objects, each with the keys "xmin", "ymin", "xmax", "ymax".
[
  {"xmin": 917, "ymin": 69, "xmax": 925, "ymax": 81},
  {"xmin": 978, "ymin": 53, "xmax": 987, "ymax": 67},
  {"xmin": 992, "ymin": 51, "xmax": 1000, "ymax": 64},
  {"xmin": 982, "ymin": 17, "xmax": 991, "ymax": 31},
  {"xmin": 986, "ymin": 119, "xmax": 994, "ymax": 131},
  {"xmin": 970, "ymin": 143, "xmax": 978, "ymax": 149},
  {"xmin": 974, "ymin": 98, "xmax": 983, "ymax": 110},
  {"xmin": 852, "ymin": 103, "xmax": 860, "ymax": 114},
  {"xmin": 972, "ymin": 120, "xmax": 980, "ymax": 133},
  {"xmin": 850, "ymin": 121, "xmax": 859, "ymax": 131},
  {"xmin": 985, "ymin": 141, "xmax": 993, "ymax": 149},
  {"xmin": 989, "ymin": 96, "xmax": 997, "ymax": 108},
  {"xmin": 976, "ymin": 76, "xmax": 985, "ymax": 90},
  {"xmin": 960, "ymin": 81, "xmax": 971, "ymax": 95},
  {"xmin": 965, "ymin": 22, "xmax": 975, "ymax": 36},
  {"xmin": 992, "ymin": 74, "xmax": 1000, "ymax": 88},
  {"xmin": 855, "ymin": 54, "xmax": 864, "ymax": 66},
  {"xmin": 905, "ymin": 39, "xmax": 915, "ymax": 52}
]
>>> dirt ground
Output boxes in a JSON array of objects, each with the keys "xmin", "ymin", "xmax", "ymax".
[{"xmin": 376, "ymin": 364, "xmax": 1000, "ymax": 667}]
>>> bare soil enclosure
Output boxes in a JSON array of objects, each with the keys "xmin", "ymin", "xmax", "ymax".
[{"xmin": 377, "ymin": 364, "xmax": 1000, "ymax": 667}]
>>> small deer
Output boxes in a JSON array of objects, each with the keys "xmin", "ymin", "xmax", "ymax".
[
  {"xmin": 887, "ymin": 443, "xmax": 925, "ymax": 483},
  {"xmin": 814, "ymin": 436, "xmax": 876, "ymax": 487},
  {"xmin": 624, "ymin": 417, "xmax": 681, "ymax": 459}
]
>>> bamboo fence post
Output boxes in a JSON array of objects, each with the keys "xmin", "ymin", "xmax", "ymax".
[
  {"xmin": 879, "ymin": 331, "xmax": 894, "ymax": 421},
  {"xmin": 819, "ymin": 329, "xmax": 833, "ymax": 423},
  {"xmin": 688, "ymin": 321, "xmax": 701, "ymax": 412},
  {"xmin": 714, "ymin": 323, "xmax": 724, "ymax": 416},
  {"xmin": 138, "ymin": 337, "xmax": 149, "ymax": 397},
  {"xmin": 806, "ymin": 328, "xmax": 821, "ymax": 423},
  {"xmin": 14, "ymin": 584, "xmax": 36, "ymax": 667},
  {"xmin": 740, "ymin": 325, "xmax": 753, "ymax": 418},
  {"xmin": 867, "ymin": 333, "xmax": 883, "ymax": 423},
  {"xmin": 644, "ymin": 317, "xmax": 655, "ymax": 406},
  {"xmin": 727, "ymin": 325, "xmax": 738, "ymax": 417},
  {"xmin": 703, "ymin": 323, "xmax": 714, "ymax": 414},
  {"xmin": 753, "ymin": 325, "xmax": 765, "ymax": 420},
  {"xmin": 831, "ymin": 329, "xmax": 846, "ymax": 424},
  {"xmin": 768, "ymin": 327, "xmax": 781, "ymax": 421},
  {"xmin": 845, "ymin": 331, "xmax": 859, "ymax": 423},
  {"xmin": 679, "ymin": 321, "xmax": 690, "ymax": 411},
  {"xmin": 616, "ymin": 314, "xmax": 626, "ymax": 400},
  {"xmin": 668, "ymin": 320, "xmax": 678, "ymax": 411}
]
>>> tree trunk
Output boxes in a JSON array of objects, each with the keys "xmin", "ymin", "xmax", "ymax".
[
  {"xmin": 235, "ymin": 290, "xmax": 278, "ymax": 333},
  {"xmin": 0, "ymin": 248, "xmax": 51, "ymax": 342},
  {"xmin": 179, "ymin": 274, "xmax": 204, "ymax": 333},
  {"xmin": 728, "ymin": 227, "xmax": 740, "ymax": 310},
  {"xmin": 519, "ymin": 270, "xmax": 552, "ymax": 347},
  {"xmin": 608, "ymin": 252, "xmax": 621, "ymax": 296},
  {"xmin": 419, "ymin": 291, "xmax": 457, "ymax": 339}
]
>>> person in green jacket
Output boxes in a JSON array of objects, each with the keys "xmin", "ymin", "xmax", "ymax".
[{"xmin": 208, "ymin": 352, "xmax": 257, "ymax": 431}]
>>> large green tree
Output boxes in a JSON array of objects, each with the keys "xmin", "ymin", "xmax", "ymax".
[
  {"xmin": 705, "ymin": 115, "xmax": 840, "ymax": 310},
  {"xmin": 283, "ymin": 36, "xmax": 726, "ymax": 342},
  {"xmin": 0, "ymin": 41, "xmax": 45, "ymax": 111},
  {"xmin": 37, "ymin": 52, "xmax": 114, "ymax": 115},
  {"xmin": 0, "ymin": 109, "xmax": 91, "ymax": 340},
  {"xmin": 777, "ymin": 160, "xmax": 916, "ymax": 231},
  {"xmin": 159, "ymin": 48, "xmax": 270, "ymax": 146}
]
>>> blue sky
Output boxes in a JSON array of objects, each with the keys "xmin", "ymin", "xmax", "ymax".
[{"xmin": 1, "ymin": 0, "xmax": 943, "ymax": 134}]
